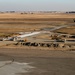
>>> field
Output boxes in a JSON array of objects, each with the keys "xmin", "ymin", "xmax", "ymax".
[
  {"xmin": 0, "ymin": 13, "xmax": 75, "ymax": 34},
  {"xmin": 55, "ymin": 25, "xmax": 75, "ymax": 34}
]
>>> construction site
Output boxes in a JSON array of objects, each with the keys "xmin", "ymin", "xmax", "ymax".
[
  {"xmin": 0, "ymin": 12, "xmax": 75, "ymax": 75},
  {"xmin": 0, "ymin": 13, "xmax": 75, "ymax": 50}
]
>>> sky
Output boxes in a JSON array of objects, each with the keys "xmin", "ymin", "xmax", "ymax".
[{"xmin": 0, "ymin": 0, "xmax": 75, "ymax": 11}]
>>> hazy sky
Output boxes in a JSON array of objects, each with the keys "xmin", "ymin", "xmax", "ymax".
[{"xmin": 0, "ymin": 0, "xmax": 75, "ymax": 11}]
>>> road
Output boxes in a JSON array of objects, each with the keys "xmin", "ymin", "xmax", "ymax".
[
  {"xmin": 43, "ymin": 24, "xmax": 75, "ymax": 31},
  {"xmin": 0, "ymin": 24, "xmax": 75, "ymax": 47},
  {"xmin": 16, "ymin": 24, "xmax": 75, "ymax": 39}
]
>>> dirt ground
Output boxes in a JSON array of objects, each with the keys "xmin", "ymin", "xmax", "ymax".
[
  {"xmin": 55, "ymin": 25, "xmax": 75, "ymax": 34},
  {"xmin": 0, "ymin": 13, "xmax": 75, "ymax": 33}
]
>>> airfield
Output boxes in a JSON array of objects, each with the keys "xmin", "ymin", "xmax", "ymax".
[
  {"xmin": 0, "ymin": 12, "xmax": 75, "ymax": 75},
  {"xmin": 0, "ymin": 13, "xmax": 75, "ymax": 49}
]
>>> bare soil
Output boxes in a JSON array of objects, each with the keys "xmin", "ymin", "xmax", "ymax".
[
  {"xmin": 0, "ymin": 13, "xmax": 75, "ymax": 33},
  {"xmin": 55, "ymin": 26, "xmax": 75, "ymax": 34}
]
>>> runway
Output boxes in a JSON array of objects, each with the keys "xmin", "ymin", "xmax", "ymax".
[{"xmin": 0, "ymin": 48, "xmax": 75, "ymax": 75}]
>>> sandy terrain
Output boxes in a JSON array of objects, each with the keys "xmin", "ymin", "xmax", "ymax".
[
  {"xmin": 0, "ymin": 13, "xmax": 75, "ymax": 33},
  {"xmin": 55, "ymin": 25, "xmax": 75, "ymax": 34},
  {"xmin": 0, "ymin": 13, "xmax": 75, "ymax": 18}
]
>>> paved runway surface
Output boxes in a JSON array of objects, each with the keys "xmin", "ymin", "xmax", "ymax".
[{"xmin": 0, "ymin": 48, "xmax": 75, "ymax": 75}]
